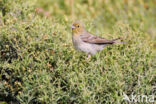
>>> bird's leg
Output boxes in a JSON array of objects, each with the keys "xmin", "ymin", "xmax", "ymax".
[{"xmin": 87, "ymin": 54, "xmax": 91, "ymax": 60}]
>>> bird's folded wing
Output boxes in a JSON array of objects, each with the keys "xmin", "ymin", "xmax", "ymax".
[{"xmin": 80, "ymin": 33, "xmax": 118, "ymax": 44}]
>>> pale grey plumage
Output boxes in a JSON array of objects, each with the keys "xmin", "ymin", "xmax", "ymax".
[{"xmin": 72, "ymin": 21, "xmax": 121, "ymax": 55}]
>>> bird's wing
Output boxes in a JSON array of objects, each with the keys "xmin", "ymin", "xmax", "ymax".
[{"xmin": 80, "ymin": 32, "xmax": 120, "ymax": 44}]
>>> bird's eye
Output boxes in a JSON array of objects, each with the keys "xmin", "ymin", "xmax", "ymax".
[{"xmin": 77, "ymin": 25, "xmax": 80, "ymax": 28}]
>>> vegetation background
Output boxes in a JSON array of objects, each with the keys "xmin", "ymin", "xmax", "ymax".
[{"xmin": 0, "ymin": 0, "xmax": 155, "ymax": 103}]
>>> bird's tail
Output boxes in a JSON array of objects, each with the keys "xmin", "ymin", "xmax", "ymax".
[
  {"xmin": 113, "ymin": 42, "xmax": 126, "ymax": 44},
  {"xmin": 111, "ymin": 37, "xmax": 121, "ymax": 41},
  {"xmin": 112, "ymin": 37, "xmax": 126, "ymax": 44}
]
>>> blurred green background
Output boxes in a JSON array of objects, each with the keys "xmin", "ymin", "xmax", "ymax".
[{"xmin": 0, "ymin": 0, "xmax": 155, "ymax": 104}]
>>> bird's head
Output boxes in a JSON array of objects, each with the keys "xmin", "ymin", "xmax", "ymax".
[{"xmin": 72, "ymin": 21, "xmax": 85, "ymax": 35}]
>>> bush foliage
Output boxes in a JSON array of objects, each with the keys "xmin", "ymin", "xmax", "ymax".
[{"xmin": 0, "ymin": 0, "xmax": 155, "ymax": 104}]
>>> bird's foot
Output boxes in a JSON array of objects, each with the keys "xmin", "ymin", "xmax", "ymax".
[{"xmin": 87, "ymin": 54, "xmax": 91, "ymax": 60}]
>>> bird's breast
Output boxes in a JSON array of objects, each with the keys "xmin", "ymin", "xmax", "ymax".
[
  {"xmin": 72, "ymin": 35, "xmax": 82, "ymax": 50},
  {"xmin": 72, "ymin": 35, "xmax": 94, "ymax": 53}
]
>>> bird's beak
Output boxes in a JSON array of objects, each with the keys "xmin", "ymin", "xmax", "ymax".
[{"xmin": 72, "ymin": 25, "xmax": 75, "ymax": 29}]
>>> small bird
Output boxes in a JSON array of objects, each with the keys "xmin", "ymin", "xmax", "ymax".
[{"xmin": 72, "ymin": 21, "xmax": 122, "ymax": 56}]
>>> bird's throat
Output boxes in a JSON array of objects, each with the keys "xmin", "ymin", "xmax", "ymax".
[{"xmin": 72, "ymin": 28, "xmax": 85, "ymax": 35}]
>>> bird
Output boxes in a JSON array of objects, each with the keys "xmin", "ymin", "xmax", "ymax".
[{"xmin": 72, "ymin": 21, "xmax": 122, "ymax": 56}]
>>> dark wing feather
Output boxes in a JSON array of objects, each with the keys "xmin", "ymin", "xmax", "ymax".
[{"xmin": 80, "ymin": 32, "xmax": 120, "ymax": 44}]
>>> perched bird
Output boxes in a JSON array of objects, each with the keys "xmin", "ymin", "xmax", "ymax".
[{"xmin": 72, "ymin": 21, "xmax": 122, "ymax": 55}]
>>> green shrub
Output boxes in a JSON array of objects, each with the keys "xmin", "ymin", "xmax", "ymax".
[{"xmin": 0, "ymin": 0, "xmax": 155, "ymax": 104}]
